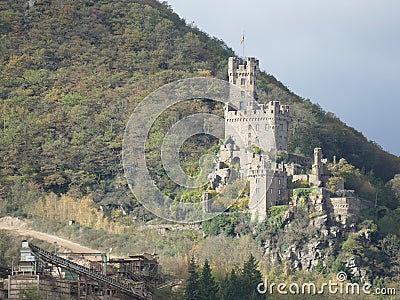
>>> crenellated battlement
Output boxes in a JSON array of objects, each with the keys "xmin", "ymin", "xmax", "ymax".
[
  {"xmin": 228, "ymin": 57, "xmax": 259, "ymax": 100},
  {"xmin": 228, "ymin": 57, "xmax": 259, "ymax": 72}
]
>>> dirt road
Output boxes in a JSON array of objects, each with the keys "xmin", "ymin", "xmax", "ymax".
[{"xmin": 0, "ymin": 216, "xmax": 100, "ymax": 253}]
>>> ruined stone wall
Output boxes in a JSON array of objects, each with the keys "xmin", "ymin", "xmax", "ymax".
[
  {"xmin": 328, "ymin": 197, "xmax": 368, "ymax": 226},
  {"xmin": 287, "ymin": 153, "xmax": 312, "ymax": 168}
]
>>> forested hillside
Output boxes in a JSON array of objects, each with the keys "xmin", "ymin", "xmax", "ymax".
[
  {"xmin": 0, "ymin": 0, "xmax": 399, "ymax": 213},
  {"xmin": 0, "ymin": 0, "xmax": 232, "ymax": 211},
  {"xmin": 1, "ymin": 1, "xmax": 400, "ymax": 297}
]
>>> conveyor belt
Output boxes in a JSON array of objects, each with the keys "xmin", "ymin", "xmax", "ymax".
[{"xmin": 29, "ymin": 243, "xmax": 149, "ymax": 300}]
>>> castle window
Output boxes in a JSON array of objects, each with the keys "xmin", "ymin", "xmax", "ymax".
[
  {"xmin": 270, "ymin": 188, "xmax": 273, "ymax": 194},
  {"xmin": 265, "ymin": 125, "xmax": 269, "ymax": 130},
  {"xmin": 241, "ymin": 91, "xmax": 245, "ymax": 98},
  {"xmin": 248, "ymin": 133, "xmax": 251, "ymax": 138},
  {"xmin": 256, "ymin": 124, "xmax": 259, "ymax": 131},
  {"xmin": 278, "ymin": 179, "xmax": 281, "ymax": 185},
  {"xmin": 256, "ymin": 178, "xmax": 260, "ymax": 184},
  {"xmin": 256, "ymin": 188, "xmax": 260, "ymax": 194},
  {"xmin": 241, "ymin": 78, "xmax": 245, "ymax": 85},
  {"xmin": 278, "ymin": 189, "xmax": 281, "ymax": 195},
  {"xmin": 248, "ymin": 124, "xmax": 252, "ymax": 130},
  {"xmin": 239, "ymin": 101, "xmax": 244, "ymax": 109}
]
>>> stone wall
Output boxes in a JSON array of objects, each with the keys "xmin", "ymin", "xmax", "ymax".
[{"xmin": 329, "ymin": 197, "xmax": 373, "ymax": 226}]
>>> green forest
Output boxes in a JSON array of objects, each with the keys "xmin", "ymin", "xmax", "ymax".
[{"xmin": 0, "ymin": 0, "xmax": 400, "ymax": 299}]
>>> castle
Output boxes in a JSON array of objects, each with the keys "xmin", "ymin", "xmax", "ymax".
[{"xmin": 207, "ymin": 57, "xmax": 371, "ymax": 226}]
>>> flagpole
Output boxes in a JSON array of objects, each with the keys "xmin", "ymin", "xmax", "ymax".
[
  {"xmin": 242, "ymin": 37, "xmax": 245, "ymax": 58},
  {"xmin": 241, "ymin": 32, "xmax": 245, "ymax": 58}
]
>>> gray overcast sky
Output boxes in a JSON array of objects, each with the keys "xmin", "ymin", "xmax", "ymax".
[{"xmin": 166, "ymin": 0, "xmax": 400, "ymax": 156}]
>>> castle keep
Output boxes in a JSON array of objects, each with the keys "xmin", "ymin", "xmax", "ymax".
[
  {"xmin": 208, "ymin": 57, "xmax": 371, "ymax": 225},
  {"xmin": 225, "ymin": 57, "xmax": 289, "ymax": 152}
]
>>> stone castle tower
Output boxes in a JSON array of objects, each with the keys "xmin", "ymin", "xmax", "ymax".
[
  {"xmin": 228, "ymin": 57, "xmax": 259, "ymax": 100},
  {"xmin": 209, "ymin": 57, "xmax": 290, "ymax": 221},
  {"xmin": 226, "ymin": 57, "xmax": 290, "ymax": 152}
]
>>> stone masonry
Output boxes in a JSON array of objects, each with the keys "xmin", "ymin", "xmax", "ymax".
[{"xmin": 208, "ymin": 56, "xmax": 371, "ymax": 225}]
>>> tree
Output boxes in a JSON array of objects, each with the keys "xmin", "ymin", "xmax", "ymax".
[
  {"xmin": 219, "ymin": 269, "xmax": 240, "ymax": 300},
  {"xmin": 240, "ymin": 254, "xmax": 264, "ymax": 300},
  {"xmin": 387, "ymin": 174, "xmax": 400, "ymax": 202},
  {"xmin": 218, "ymin": 272, "xmax": 230, "ymax": 300},
  {"xmin": 379, "ymin": 234, "xmax": 400, "ymax": 280},
  {"xmin": 184, "ymin": 256, "xmax": 200, "ymax": 300},
  {"xmin": 219, "ymin": 257, "xmax": 264, "ymax": 300},
  {"xmin": 202, "ymin": 213, "xmax": 239, "ymax": 237},
  {"xmin": 198, "ymin": 259, "xmax": 218, "ymax": 300}
]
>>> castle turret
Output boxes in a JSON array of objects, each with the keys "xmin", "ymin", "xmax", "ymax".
[
  {"xmin": 267, "ymin": 101, "xmax": 290, "ymax": 151},
  {"xmin": 228, "ymin": 57, "xmax": 259, "ymax": 100},
  {"xmin": 309, "ymin": 148, "xmax": 330, "ymax": 187}
]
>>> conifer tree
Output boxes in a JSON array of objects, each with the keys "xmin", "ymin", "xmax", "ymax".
[
  {"xmin": 184, "ymin": 256, "xmax": 200, "ymax": 300},
  {"xmin": 219, "ymin": 268, "xmax": 240, "ymax": 300},
  {"xmin": 199, "ymin": 259, "xmax": 219, "ymax": 300},
  {"xmin": 241, "ymin": 254, "xmax": 264, "ymax": 300},
  {"xmin": 218, "ymin": 272, "xmax": 230, "ymax": 300}
]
